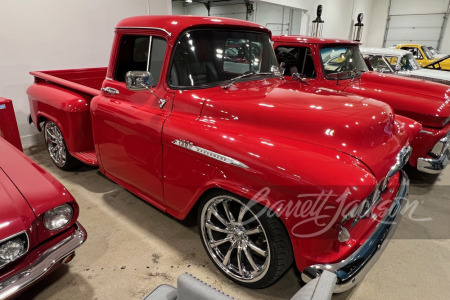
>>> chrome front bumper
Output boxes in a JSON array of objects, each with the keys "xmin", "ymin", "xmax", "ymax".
[
  {"xmin": 301, "ymin": 171, "xmax": 409, "ymax": 293},
  {"xmin": 0, "ymin": 222, "xmax": 87, "ymax": 299},
  {"xmin": 417, "ymin": 133, "xmax": 449, "ymax": 174}
]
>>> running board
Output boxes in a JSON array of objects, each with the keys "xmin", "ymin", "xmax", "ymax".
[{"xmin": 71, "ymin": 151, "xmax": 98, "ymax": 166}]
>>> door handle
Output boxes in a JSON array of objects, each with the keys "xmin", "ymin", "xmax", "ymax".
[{"xmin": 101, "ymin": 87, "xmax": 119, "ymax": 95}]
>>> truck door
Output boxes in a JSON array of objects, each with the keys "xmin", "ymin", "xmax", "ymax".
[{"xmin": 91, "ymin": 32, "xmax": 172, "ymax": 209}]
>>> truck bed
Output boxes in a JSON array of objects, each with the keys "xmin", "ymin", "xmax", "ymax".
[
  {"xmin": 28, "ymin": 67, "xmax": 107, "ymax": 166},
  {"xmin": 30, "ymin": 67, "xmax": 107, "ymax": 96}
]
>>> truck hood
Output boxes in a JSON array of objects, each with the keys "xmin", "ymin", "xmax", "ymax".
[
  {"xmin": 0, "ymin": 139, "xmax": 74, "ymax": 220},
  {"xmin": 348, "ymin": 72, "xmax": 450, "ymax": 128},
  {"xmin": 0, "ymin": 168, "xmax": 36, "ymax": 240},
  {"xmin": 201, "ymin": 78, "xmax": 408, "ymax": 180}
]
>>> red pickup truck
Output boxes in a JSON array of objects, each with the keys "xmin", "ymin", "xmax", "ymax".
[
  {"xmin": 273, "ymin": 35, "xmax": 450, "ymax": 175},
  {"xmin": 28, "ymin": 16, "xmax": 414, "ymax": 291}
]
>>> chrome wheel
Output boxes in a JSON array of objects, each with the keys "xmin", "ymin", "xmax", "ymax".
[
  {"xmin": 44, "ymin": 121, "xmax": 67, "ymax": 168},
  {"xmin": 200, "ymin": 195, "xmax": 270, "ymax": 283}
]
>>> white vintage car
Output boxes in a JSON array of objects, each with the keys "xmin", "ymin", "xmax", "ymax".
[{"xmin": 361, "ymin": 47, "xmax": 450, "ymax": 85}]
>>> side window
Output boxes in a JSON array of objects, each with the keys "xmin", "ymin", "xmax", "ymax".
[
  {"xmin": 114, "ymin": 35, "xmax": 167, "ymax": 86},
  {"xmin": 149, "ymin": 37, "xmax": 167, "ymax": 86},
  {"xmin": 366, "ymin": 55, "xmax": 392, "ymax": 73},
  {"xmin": 386, "ymin": 56, "xmax": 398, "ymax": 67},
  {"xmin": 276, "ymin": 46, "xmax": 316, "ymax": 78}
]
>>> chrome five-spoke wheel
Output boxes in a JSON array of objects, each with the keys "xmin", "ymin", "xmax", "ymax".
[
  {"xmin": 199, "ymin": 192, "xmax": 293, "ymax": 288},
  {"xmin": 44, "ymin": 121, "xmax": 79, "ymax": 170}
]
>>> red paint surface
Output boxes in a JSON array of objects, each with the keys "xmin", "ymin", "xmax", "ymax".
[
  {"xmin": 272, "ymin": 35, "xmax": 450, "ymax": 164},
  {"xmin": 0, "ymin": 138, "xmax": 80, "ymax": 280},
  {"xmin": 26, "ymin": 16, "xmax": 412, "ymax": 272},
  {"xmin": 0, "ymin": 98, "xmax": 23, "ymax": 151}
]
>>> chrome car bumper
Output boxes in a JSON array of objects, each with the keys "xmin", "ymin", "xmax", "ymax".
[
  {"xmin": 417, "ymin": 133, "xmax": 449, "ymax": 174},
  {"xmin": 0, "ymin": 222, "xmax": 87, "ymax": 299},
  {"xmin": 301, "ymin": 171, "xmax": 409, "ymax": 293}
]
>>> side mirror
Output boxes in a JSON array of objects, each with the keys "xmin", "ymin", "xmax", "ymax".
[
  {"xmin": 126, "ymin": 71, "xmax": 152, "ymax": 91},
  {"xmin": 125, "ymin": 71, "xmax": 166, "ymax": 109}
]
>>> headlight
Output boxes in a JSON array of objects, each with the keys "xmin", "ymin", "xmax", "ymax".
[
  {"xmin": 0, "ymin": 233, "xmax": 29, "ymax": 268},
  {"xmin": 43, "ymin": 203, "xmax": 73, "ymax": 231}
]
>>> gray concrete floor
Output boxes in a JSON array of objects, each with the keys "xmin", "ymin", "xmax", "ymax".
[{"xmin": 18, "ymin": 142, "xmax": 450, "ymax": 300}]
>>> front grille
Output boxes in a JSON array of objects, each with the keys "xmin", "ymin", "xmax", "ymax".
[{"xmin": 349, "ymin": 146, "xmax": 411, "ymax": 228}]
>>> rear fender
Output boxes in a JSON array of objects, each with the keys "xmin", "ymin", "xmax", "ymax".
[{"xmin": 27, "ymin": 83, "xmax": 94, "ymax": 152}]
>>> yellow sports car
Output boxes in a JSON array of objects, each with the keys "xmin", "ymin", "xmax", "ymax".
[{"xmin": 396, "ymin": 43, "xmax": 450, "ymax": 70}]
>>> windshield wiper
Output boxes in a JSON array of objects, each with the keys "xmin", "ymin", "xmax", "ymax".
[
  {"xmin": 343, "ymin": 69, "xmax": 365, "ymax": 91},
  {"xmin": 349, "ymin": 69, "xmax": 364, "ymax": 80},
  {"xmin": 222, "ymin": 71, "xmax": 274, "ymax": 89}
]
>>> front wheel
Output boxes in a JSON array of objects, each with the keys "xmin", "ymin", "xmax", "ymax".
[
  {"xmin": 44, "ymin": 121, "xmax": 80, "ymax": 170},
  {"xmin": 198, "ymin": 191, "xmax": 293, "ymax": 288}
]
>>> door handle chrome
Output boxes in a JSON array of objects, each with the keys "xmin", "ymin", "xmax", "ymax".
[{"xmin": 101, "ymin": 87, "xmax": 119, "ymax": 95}]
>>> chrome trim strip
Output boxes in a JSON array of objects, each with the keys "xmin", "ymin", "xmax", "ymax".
[
  {"xmin": 0, "ymin": 231, "xmax": 30, "ymax": 270},
  {"xmin": 172, "ymin": 139, "xmax": 249, "ymax": 169},
  {"xmin": 351, "ymin": 145, "xmax": 411, "ymax": 226},
  {"xmin": 105, "ymin": 77, "xmax": 113, "ymax": 81},
  {"xmin": 301, "ymin": 171, "xmax": 409, "ymax": 293},
  {"xmin": 0, "ymin": 222, "xmax": 87, "ymax": 299},
  {"xmin": 116, "ymin": 26, "xmax": 171, "ymax": 36},
  {"xmin": 420, "ymin": 129, "xmax": 434, "ymax": 135},
  {"xmin": 387, "ymin": 146, "xmax": 412, "ymax": 178}
]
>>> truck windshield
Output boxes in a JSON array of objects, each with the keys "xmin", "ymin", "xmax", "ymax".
[
  {"xmin": 421, "ymin": 46, "xmax": 435, "ymax": 60},
  {"xmin": 399, "ymin": 53, "xmax": 421, "ymax": 71},
  {"xmin": 320, "ymin": 45, "xmax": 368, "ymax": 80},
  {"xmin": 169, "ymin": 29, "xmax": 280, "ymax": 88}
]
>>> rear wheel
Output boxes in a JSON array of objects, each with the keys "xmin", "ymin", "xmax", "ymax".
[
  {"xmin": 198, "ymin": 191, "xmax": 293, "ymax": 288},
  {"xmin": 44, "ymin": 121, "xmax": 80, "ymax": 170}
]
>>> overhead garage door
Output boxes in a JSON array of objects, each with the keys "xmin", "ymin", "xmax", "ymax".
[{"xmin": 384, "ymin": 0, "xmax": 450, "ymax": 50}]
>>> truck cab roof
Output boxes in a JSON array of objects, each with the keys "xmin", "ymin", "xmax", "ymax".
[
  {"xmin": 272, "ymin": 35, "xmax": 360, "ymax": 45},
  {"xmin": 116, "ymin": 15, "xmax": 271, "ymax": 38}
]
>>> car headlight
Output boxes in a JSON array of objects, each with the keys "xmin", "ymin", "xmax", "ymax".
[
  {"xmin": 43, "ymin": 203, "xmax": 73, "ymax": 231},
  {"xmin": 0, "ymin": 233, "xmax": 29, "ymax": 268}
]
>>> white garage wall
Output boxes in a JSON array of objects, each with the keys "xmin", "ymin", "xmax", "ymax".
[
  {"xmin": 365, "ymin": 0, "xmax": 390, "ymax": 48},
  {"xmin": 172, "ymin": 1, "xmax": 185, "ymax": 14},
  {"xmin": 175, "ymin": 0, "xmax": 376, "ymax": 43},
  {"xmin": 296, "ymin": 0, "xmax": 375, "ymax": 44},
  {"xmin": 366, "ymin": 0, "xmax": 450, "ymax": 53},
  {"xmin": 180, "ymin": 3, "xmax": 208, "ymax": 16},
  {"xmin": 441, "ymin": 17, "xmax": 450, "ymax": 53},
  {"xmin": 390, "ymin": 0, "xmax": 449, "ymax": 14},
  {"xmin": 0, "ymin": 0, "xmax": 171, "ymax": 148}
]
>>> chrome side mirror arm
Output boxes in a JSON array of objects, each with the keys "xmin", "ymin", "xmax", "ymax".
[
  {"xmin": 125, "ymin": 71, "xmax": 167, "ymax": 109},
  {"xmin": 139, "ymin": 83, "xmax": 166, "ymax": 109}
]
